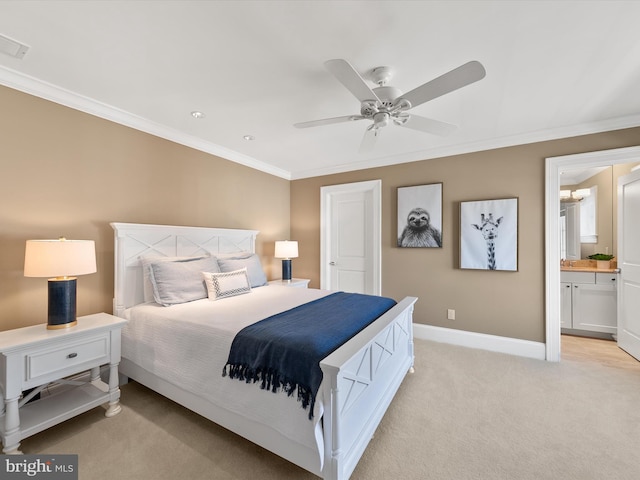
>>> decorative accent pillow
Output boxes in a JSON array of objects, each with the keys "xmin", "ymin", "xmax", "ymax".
[
  {"xmin": 148, "ymin": 256, "xmax": 221, "ymax": 306},
  {"xmin": 217, "ymin": 253, "xmax": 267, "ymax": 288},
  {"xmin": 140, "ymin": 255, "xmax": 209, "ymax": 303},
  {"xmin": 203, "ymin": 268, "xmax": 252, "ymax": 300}
]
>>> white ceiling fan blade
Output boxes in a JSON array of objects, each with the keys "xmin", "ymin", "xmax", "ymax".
[
  {"xmin": 396, "ymin": 61, "xmax": 486, "ymax": 109},
  {"xmin": 294, "ymin": 115, "xmax": 365, "ymax": 128},
  {"xmin": 359, "ymin": 126, "xmax": 379, "ymax": 153},
  {"xmin": 325, "ymin": 59, "xmax": 381, "ymax": 104},
  {"xmin": 396, "ymin": 114, "xmax": 457, "ymax": 136}
]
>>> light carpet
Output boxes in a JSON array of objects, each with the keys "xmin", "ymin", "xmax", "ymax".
[{"xmin": 20, "ymin": 339, "xmax": 640, "ymax": 479}]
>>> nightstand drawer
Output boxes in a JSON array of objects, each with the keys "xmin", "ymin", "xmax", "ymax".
[{"xmin": 26, "ymin": 334, "xmax": 110, "ymax": 383}]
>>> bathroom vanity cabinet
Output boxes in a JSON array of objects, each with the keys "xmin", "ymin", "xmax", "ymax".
[{"xmin": 561, "ymin": 270, "xmax": 617, "ymax": 335}]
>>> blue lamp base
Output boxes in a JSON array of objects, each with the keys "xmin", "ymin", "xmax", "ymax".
[
  {"xmin": 281, "ymin": 259, "xmax": 292, "ymax": 281},
  {"xmin": 47, "ymin": 278, "xmax": 78, "ymax": 329}
]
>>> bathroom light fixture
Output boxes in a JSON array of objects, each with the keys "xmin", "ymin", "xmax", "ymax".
[
  {"xmin": 571, "ymin": 188, "xmax": 591, "ymax": 200},
  {"xmin": 191, "ymin": 111, "xmax": 206, "ymax": 119},
  {"xmin": 560, "ymin": 188, "xmax": 591, "ymax": 201},
  {"xmin": 243, "ymin": 135, "xmax": 255, "ymax": 141}
]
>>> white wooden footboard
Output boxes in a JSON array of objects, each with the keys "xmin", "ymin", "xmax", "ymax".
[{"xmin": 320, "ymin": 296, "xmax": 417, "ymax": 480}]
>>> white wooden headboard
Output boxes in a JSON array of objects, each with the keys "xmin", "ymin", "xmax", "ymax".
[{"xmin": 111, "ymin": 222, "xmax": 259, "ymax": 317}]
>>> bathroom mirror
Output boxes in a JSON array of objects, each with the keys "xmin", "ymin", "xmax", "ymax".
[{"xmin": 560, "ymin": 163, "xmax": 640, "ymax": 261}]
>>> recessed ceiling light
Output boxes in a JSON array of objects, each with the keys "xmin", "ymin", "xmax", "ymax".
[
  {"xmin": 191, "ymin": 111, "xmax": 205, "ymax": 119},
  {"xmin": 243, "ymin": 135, "xmax": 255, "ymax": 141}
]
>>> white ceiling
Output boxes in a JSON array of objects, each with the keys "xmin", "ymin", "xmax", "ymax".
[{"xmin": 1, "ymin": 1, "xmax": 640, "ymax": 180}]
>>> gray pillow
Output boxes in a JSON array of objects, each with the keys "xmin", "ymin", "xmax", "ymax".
[
  {"xmin": 217, "ymin": 253, "xmax": 267, "ymax": 287},
  {"xmin": 140, "ymin": 255, "xmax": 207, "ymax": 302},
  {"xmin": 149, "ymin": 256, "xmax": 221, "ymax": 306}
]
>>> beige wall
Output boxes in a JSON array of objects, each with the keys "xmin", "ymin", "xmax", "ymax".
[
  {"xmin": 0, "ymin": 86, "xmax": 290, "ymax": 330},
  {"xmin": 2, "ymin": 83, "xmax": 639, "ymax": 343},
  {"xmin": 291, "ymin": 128, "xmax": 640, "ymax": 343}
]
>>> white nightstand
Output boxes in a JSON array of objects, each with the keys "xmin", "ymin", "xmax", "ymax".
[
  {"xmin": 0, "ymin": 312, "xmax": 127, "ymax": 454},
  {"xmin": 268, "ymin": 278, "xmax": 310, "ymax": 288}
]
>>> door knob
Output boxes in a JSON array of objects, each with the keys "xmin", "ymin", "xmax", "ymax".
[{"xmin": 329, "ymin": 261, "xmax": 336, "ymax": 266}]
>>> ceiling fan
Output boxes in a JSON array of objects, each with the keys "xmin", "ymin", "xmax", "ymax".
[{"xmin": 294, "ymin": 59, "xmax": 486, "ymax": 152}]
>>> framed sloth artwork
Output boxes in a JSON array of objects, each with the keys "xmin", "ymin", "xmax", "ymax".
[{"xmin": 397, "ymin": 183, "xmax": 443, "ymax": 248}]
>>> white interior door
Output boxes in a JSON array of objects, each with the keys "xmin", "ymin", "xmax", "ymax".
[
  {"xmin": 321, "ymin": 180, "xmax": 381, "ymax": 295},
  {"xmin": 617, "ymin": 168, "xmax": 640, "ymax": 361}
]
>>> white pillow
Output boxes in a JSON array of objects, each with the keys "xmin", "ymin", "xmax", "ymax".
[
  {"xmin": 203, "ymin": 268, "xmax": 252, "ymax": 300},
  {"xmin": 140, "ymin": 255, "xmax": 209, "ymax": 303}
]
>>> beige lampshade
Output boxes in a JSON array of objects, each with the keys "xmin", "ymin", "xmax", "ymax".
[
  {"xmin": 274, "ymin": 240, "xmax": 298, "ymax": 259},
  {"xmin": 24, "ymin": 239, "xmax": 97, "ymax": 278}
]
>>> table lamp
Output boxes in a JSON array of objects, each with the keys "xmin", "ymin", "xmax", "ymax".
[
  {"xmin": 274, "ymin": 240, "xmax": 298, "ymax": 282},
  {"xmin": 24, "ymin": 238, "xmax": 97, "ymax": 329}
]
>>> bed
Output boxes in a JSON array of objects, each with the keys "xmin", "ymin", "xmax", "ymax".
[{"xmin": 111, "ymin": 222, "xmax": 417, "ymax": 480}]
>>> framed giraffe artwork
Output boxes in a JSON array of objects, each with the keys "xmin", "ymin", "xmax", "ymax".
[
  {"xmin": 397, "ymin": 183, "xmax": 443, "ymax": 248},
  {"xmin": 460, "ymin": 197, "xmax": 518, "ymax": 271}
]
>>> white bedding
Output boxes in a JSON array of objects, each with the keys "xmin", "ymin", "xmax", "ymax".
[{"xmin": 122, "ymin": 284, "xmax": 332, "ymax": 467}]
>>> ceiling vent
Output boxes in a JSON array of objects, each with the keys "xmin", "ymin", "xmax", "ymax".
[{"xmin": 0, "ymin": 34, "xmax": 29, "ymax": 59}]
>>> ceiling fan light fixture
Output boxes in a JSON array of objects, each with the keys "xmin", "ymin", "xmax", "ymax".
[{"xmin": 373, "ymin": 112, "xmax": 390, "ymax": 128}]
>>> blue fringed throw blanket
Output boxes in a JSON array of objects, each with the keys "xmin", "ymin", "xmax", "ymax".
[{"xmin": 222, "ymin": 292, "xmax": 396, "ymax": 419}]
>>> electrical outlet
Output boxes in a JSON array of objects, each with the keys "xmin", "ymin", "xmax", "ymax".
[{"xmin": 447, "ymin": 309, "xmax": 456, "ymax": 320}]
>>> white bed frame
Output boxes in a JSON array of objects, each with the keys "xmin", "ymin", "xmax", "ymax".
[{"xmin": 111, "ymin": 222, "xmax": 416, "ymax": 480}]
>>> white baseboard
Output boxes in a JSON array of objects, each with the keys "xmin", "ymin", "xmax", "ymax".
[{"xmin": 413, "ymin": 324, "xmax": 547, "ymax": 360}]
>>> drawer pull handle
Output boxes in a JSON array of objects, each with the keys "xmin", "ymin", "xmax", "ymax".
[{"xmin": 67, "ymin": 353, "xmax": 78, "ymax": 359}]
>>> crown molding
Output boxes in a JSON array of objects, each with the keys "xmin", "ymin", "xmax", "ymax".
[
  {"xmin": 0, "ymin": 65, "xmax": 292, "ymax": 180},
  {"xmin": 3, "ymin": 65, "xmax": 639, "ymax": 182},
  {"xmin": 290, "ymin": 114, "xmax": 640, "ymax": 179}
]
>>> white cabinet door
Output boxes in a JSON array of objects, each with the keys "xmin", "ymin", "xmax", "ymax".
[
  {"xmin": 572, "ymin": 283, "xmax": 617, "ymax": 334},
  {"xmin": 560, "ymin": 282, "xmax": 572, "ymax": 328},
  {"xmin": 560, "ymin": 282, "xmax": 573, "ymax": 329}
]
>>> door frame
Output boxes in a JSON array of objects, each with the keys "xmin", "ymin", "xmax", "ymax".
[
  {"xmin": 545, "ymin": 145, "xmax": 640, "ymax": 361},
  {"xmin": 320, "ymin": 180, "xmax": 382, "ymax": 294}
]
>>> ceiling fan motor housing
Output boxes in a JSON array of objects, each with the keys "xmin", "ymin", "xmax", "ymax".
[
  {"xmin": 373, "ymin": 85, "xmax": 402, "ymax": 105},
  {"xmin": 361, "ymin": 85, "xmax": 404, "ymax": 119}
]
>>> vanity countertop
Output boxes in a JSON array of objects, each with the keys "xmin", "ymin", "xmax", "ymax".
[
  {"xmin": 560, "ymin": 258, "xmax": 618, "ymax": 273},
  {"xmin": 560, "ymin": 266, "xmax": 618, "ymax": 273}
]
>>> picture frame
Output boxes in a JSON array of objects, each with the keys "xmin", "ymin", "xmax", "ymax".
[
  {"xmin": 397, "ymin": 183, "xmax": 443, "ymax": 248},
  {"xmin": 460, "ymin": 197, "xmax": 518, "ymax": 271}
]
